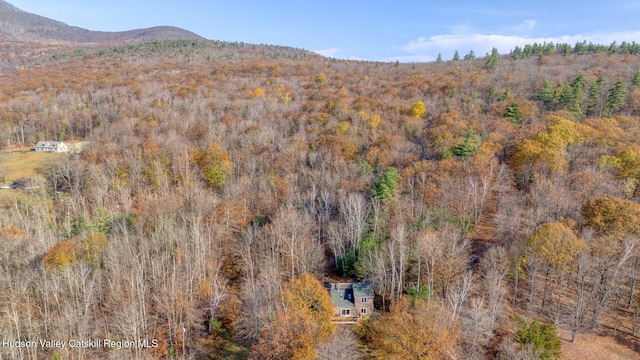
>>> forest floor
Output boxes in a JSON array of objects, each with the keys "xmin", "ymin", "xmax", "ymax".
[
  {"xmin": 559, "ymin": 328, "xmax": 640, "ymax": 359},
  {"xmin": 468, "ymin": 191, "xmax": 499, "ymax": 265},
  {"xmin": 469, "ymin": 191, "xmax": 640, "ymax": 358}
]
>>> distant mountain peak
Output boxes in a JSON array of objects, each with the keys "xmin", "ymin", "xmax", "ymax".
[{"xmin": 0, "ymin": 0, "xmax": 205, "ymax": 43}]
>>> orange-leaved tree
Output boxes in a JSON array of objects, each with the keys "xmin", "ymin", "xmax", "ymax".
[
  {"xmin": 43, "ymin": 240, "xmax": 82, "ymax": 271},
  {"xmin": 355, "ymin": 296, "xmax": 459, "ymax": 359},
  {"xmin": 250, "ymin": 273, "xmax": 335, "ymax": 359}
]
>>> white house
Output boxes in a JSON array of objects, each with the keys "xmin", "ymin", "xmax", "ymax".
[{"xmin": 34, "ymin": 141, "xmax": 69, "ymax": 153}]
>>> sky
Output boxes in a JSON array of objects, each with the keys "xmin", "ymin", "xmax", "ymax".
[{"xmin": 13, "ymin": 1, "xmax": 640, "ymax": 63}]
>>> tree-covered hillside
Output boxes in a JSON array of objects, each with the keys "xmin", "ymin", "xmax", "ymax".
[{"xmin": 1, "ymin": 40, "xmax": 640, "ymax": 359}]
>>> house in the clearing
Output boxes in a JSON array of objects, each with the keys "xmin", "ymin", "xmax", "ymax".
[
  {"xmin": 34, "ymin": 141, "xmax": 69, "ymax": 153},
  {"xmin": 325, "ymin": 282, "xmax": 374, "ymax": 320}
]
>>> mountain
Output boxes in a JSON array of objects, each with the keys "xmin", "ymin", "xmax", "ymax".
[
  {"xmin": 1, "ymin": 4, "xmax": 640, "ymax": 358},
  {"xmin": 0, "ymin": 0, "xmax": 205, "ymax": 43}
]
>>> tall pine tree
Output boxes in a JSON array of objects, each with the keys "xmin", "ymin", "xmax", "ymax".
[
  {"xmin": 587, "ymin": 75, "xmax": 605, "ymax": 117},
  {"xmin": 485, "ymin": 47, "xmax": 499, "ymax": 69},
  {"xmin": 540, "ymin": 80, "xmax": 555, "ymax": 108},
  {"xmin": 606, "ymin": 78, "xmax": 627, "ymax": 116},
  {"xmin": 569, "ymin": 73, "xmax": 587, "ymax": 117}
]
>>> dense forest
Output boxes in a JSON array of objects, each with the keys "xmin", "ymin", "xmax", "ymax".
[{"xmin": 1, "ymin": 39, "xmax": 640, "ymax": 359}]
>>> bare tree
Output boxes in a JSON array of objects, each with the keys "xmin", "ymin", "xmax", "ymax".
[
  {"xmin": 448, "ymin": 271, "xmax": 476, "ymax": 327},
  {"xmin": 269, "ymin": 204, "xmax": 324, "ymax": 279},
  {"xmin": 588, "ymin": 237, "xmax": 636, "ymax": 327},
  {"xmin": 338, "ymin": 191, "xmax": 370, "ymax": 257},
  {"xmin": 480, "ymin": 246, "xmax": 509, "ymax": 332},
  {"xmin": 464, "ymin": 297, "xmax": 491, "ymax": 359},
  {"xmin": 316, "ymin": 327, "xmax": 363, "ymax": 360},
  {"xmin": 567, "ymin": 250, "xmax": 591, "ymax": 342},
  {"xmin": 386, "ymin": 224, "xmax": 409, "ymax": 302}
]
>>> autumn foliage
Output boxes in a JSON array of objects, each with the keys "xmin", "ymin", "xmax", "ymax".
[
  {"xmin": 43, "ymin": 240, "xmax": 82, "ymax": 271},
  {"xmin": 250, "ymin": 273, "xmax": 335, "ymax": 359},
  {"xmin": 1, "ymin": 38, "xmax": 640, "ymax": 359},
  {"xmin": 356, "ymin": 296, "xmax": 459, "ymax": 359}
]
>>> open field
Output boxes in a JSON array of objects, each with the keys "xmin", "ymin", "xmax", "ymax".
[{"xmin": 0, "ymin": 150, "xmax": 62, "ymax": 185}]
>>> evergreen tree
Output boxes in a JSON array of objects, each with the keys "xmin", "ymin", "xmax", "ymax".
[
  {"xmin": 372, "ymin": 166, "xmax": 401, "ymax": 201},
  {"xmin": 512, "ymin": 46, "xmax": 524, "ymax": 59},
  {"xmin": 453, "ymin": 127, "xmax": 480, "ymax": 158},
  {"xmin": 569, "ymin": 73, "xmax": 587, "ymax": 117},
  {"xmin": 633, "ymin": 69, "xmax": 640, "ymax": 87},
  {"xmin": 606, "ymin": 78, "xmax": 627, "ymax": 116},
  {"xmin": 500, "ymin": 86, "xmax": 513, "ymax": 101},
  {"xmin": 556, "ymin": 82, "xmax": 574, "ymax": 108},
  {"xmin": 504, "ymin": 102, "xmax": 523, "ymax": 125},
  {"xmin": 608, "ymin": 41, "xmax": 619, "ymax": 54},
  {"xmin": 485, "ymin": 47, "xmax": 499, "ymax": 69},
  {"xmin": 452, "ymin": 50, "xmax": 460, "ymax": 61},
  {"xmin": 516, "ymin": 319, "xmax": 562, "ymax": 360},
  {"xmin": 544, "ymin": 43, "xmax": 555, "ymax": 55},
  {"xmin": 436, "ymin": 53, "xmax": 443, "ymax": 62},
  {"xmin": 539, "ymin": 80, "xmax": 555, "ymax": 107},
  {"xmin": 586, "ymin": 75, "xmax": 605, "ymax": 116},
  {"xmin": 463, "ymin": 50, "xmax": 475, "ymax": 60}
]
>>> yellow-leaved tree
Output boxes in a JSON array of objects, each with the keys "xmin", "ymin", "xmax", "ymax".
[
  {"xmin": 410, "ymin": 100, "xmax": 426, "ymax": 118},
  {"xmin": 534, "ymin": 115, "xmax": 584, "ymax": 150},
  {"xmin": 582, "ymin": 197, "xmax": 640, "ymax": 237},
  {"xmin": 81, "ymin": 232, "xmax": 108, "ymax": 268},
  {"xmin": 526, "ymin": 221, "xmax": 586, "ymax": 271},
  {"xmin": 315, "ymin": 72, "xmax": 327, "ymax": 84},
  {"xmin": 511, "ymin": 114, "xmax": 588, "ymax": 188},
  {"xmin": 526, "ymin": 220, "xmax": 586, "ymax": 314},
  {"xmin": 599, "ymin": 149, "xmax": 640, "ymax": 197},
  {"xmin": 511, "ymin": 139, "xmax": 568, "ymax": 184}
]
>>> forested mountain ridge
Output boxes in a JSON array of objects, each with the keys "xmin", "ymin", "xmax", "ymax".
[
  {"xmin": 1, "ymin": 14, "xmax": 640, "ymax": 360},
  {"xmin": 0, "ymin": 0, "xmax": 204, "ymax": 43}
]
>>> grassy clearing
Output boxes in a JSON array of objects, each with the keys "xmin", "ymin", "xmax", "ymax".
[{"xmin": 0, "ymin": 151, "xmax": 62, "ymax": 184}]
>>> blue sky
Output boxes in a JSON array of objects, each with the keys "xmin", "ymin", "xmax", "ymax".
[{"xmin": 14, "ymin": 1, "xmax": 640, "ymax": 62}]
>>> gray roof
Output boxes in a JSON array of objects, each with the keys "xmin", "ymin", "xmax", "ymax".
[
  {"xmin": 352, "ymin": 282, "xmax": 374, "ymax": 298},
  {"xmin": 330, "ymin": 287, "xmax": 355, "ymax": 308},
  {"xmin": 327, "ymin": 282, "xmax": 374, "ymax": 308}
]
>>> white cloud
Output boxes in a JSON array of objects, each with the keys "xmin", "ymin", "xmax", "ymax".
[
  {"xmin": 523, "ymin": 19, "xmax": 537, "ymax": 30},
  {"xmin": 509, "ymin": 19, "xmax": 537, "ymax": 32},
  {"xmin": 399, "ymin": 30, "xmax": 640, "ymax": 62},
  {"xmin": 311, "ymin": 48, "xmax": 340, "ymax": 57}
]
